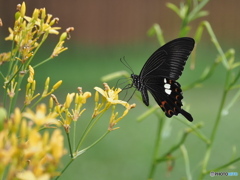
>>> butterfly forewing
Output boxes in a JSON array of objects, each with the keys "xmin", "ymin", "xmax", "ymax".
[{"xmin": 139, "ymin": 37, "xmax": 195, "ymax": 80}]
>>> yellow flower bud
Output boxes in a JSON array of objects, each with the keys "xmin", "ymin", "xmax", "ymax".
[
  {"xmin": 15, "ymin": 11, "xmax": 21, "ymax": 20},
  {"xmin": 50, "ymin": 17, "xmax": 59, "ymax": 26},
  {"xmin": 95, "ymin": 91, "xmax": 99, "ymax": 102},
  {"xmin": 75, "ymin": 93, "xmax": 79, "ymax": 104},
  {"xmin": 42, "ymin": 77, "xmax": 50, "ymax": 97},
  {"xmin": 45, "ymin": 77, "xmax": 50, "ymax": 87},
  {"xmin": 43, "ymin": 131, "xmax": 50, "ymax": 146},
  {"xmin": 26, "ymin": 82, "xmax": 31, "ymax": 92},
  {"xmin": 27, "ymin": 65, "xmax": 34, "ymax": 83},
  {"xmin": 60, "ymin": 32, "xmax": 67, "ymax": 41},
  {"xmin": 20, "ymin": 119, "xmax": 27, "ymax": 139},
  {"xmin": 32, "ymin": 8, "xmax": 40, "ymax": 20},
  {"xmin": 11, "ymin": 133, "xmax": 18, "ymax": 147},
  {"xmin": 41, "ymin": 8, "xmax": 46, "ymax": 19},
  {"xmin": 52, "ymin": 80, "xmax": 62, "ymax": 90},
  {"xmin": 64, "ymin": 93, "xmax": 75, "ymax": 109},
  {"xmin": 32, "ymin": 80, "xmax": 36, "ymax": 91},
  {"xmin": 20, "ymin": 2, "xmax": 26, "ymax": 17},
  {"xmin": 46, "ymin": 14, "xmax": 53, "ymax": 24},
  {"xmin": 49, "ymin": 97, "xmax": 53, "ymax": 109}
]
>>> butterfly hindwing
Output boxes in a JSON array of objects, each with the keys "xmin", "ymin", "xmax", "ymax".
[{"xmin": 145, "ymin": 77, "xmax": 193, "ymax": 121}]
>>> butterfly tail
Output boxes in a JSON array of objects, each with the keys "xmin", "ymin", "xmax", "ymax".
[{"xmin": 180, "ymin": 109, "xmax": 193, "ymax": 122}]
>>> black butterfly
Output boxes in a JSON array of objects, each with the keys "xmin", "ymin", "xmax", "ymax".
[{"xmin": 131, "ymin": 37, "xmax": 194, "ymax": 122}]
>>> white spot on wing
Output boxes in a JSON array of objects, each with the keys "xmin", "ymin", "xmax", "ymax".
[
  {"xmin": 164, "ymin": 78, "xmax": 167, "ymax": 83},
  {"xmin": 164, "ymin": 84, "xmax": 171, "ymax": 89},
  {"xmin": 165, "ymin": 89, "xmax": 172, "ymax": 95}
]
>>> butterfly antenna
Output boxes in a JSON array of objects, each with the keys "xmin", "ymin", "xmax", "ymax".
[{"xmin": 120, "ymin": 56, "xmax": 134, "ymax": 74}]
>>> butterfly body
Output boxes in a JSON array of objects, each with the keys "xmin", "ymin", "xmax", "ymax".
[{"xmin": 131, "ymin": 37, "xmax": 194, "ymax": 122}]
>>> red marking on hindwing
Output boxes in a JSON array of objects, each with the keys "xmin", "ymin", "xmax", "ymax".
[{"xmin": 167, "ymin": 110, "xmax": 174, "ymax": 116}]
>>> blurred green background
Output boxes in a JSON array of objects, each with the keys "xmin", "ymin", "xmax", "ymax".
[{"xmin": 1, "ymin": 0, "xmax": 240, "ymax": 179}]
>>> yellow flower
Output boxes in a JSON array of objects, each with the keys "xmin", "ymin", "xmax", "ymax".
[
  {"xmin": 71, "ymin": 88, "xmax": 92, "ymax": 121},
  {"xmin": 0, "ymin": 52, "xmax": 11, "ymax": 65},
  {"xmin": 0, "ymin": 106, "xmax": 65, "ymax": 179},
  {"xmin": 16, "ymin": 170, "xmax": 50, "ymax": 180},
  {"xmin": 93, "ymin": 83, "xmax": 136, "ymax": 130},
  {"xmin": 94, "ymin": 83, "xmax": 129, "ymax": 107},
  {"xmin": 49, "ymin": 129, "xmax": 65, "ymax": 160},
  {"xmin": 23, "ymin": 104, "xmax": 59, "ymax": 127},
  {"xmin": 108, "ymin": 103, "xmax": 136, "ymax": 131},
  {"xmin": 51, "ymin": 27, "xmax": 74, "ymax": 57},
  {"xmin": 27, "ymin": 65, "xmax": 34, "ymax": 83}
]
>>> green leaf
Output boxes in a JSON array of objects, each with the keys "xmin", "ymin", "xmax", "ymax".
[
  {"xmin": 166, "ymin": 3, "xmax": 180, "ymax": 17},
  {"xmin": 188, "ymin": 0, "xmax": 210, "ymax": 22},
  {"xmin": 147, "ymin": 23, "xmax": 165, "ymax": 45},
  {"xmin": 231, "ymin": 62, "xmax": 240, "ymax": 69},
  {"xmin": 179, "ymin": 25, "xmax": 191, "ymax": 37},
  {"xmin": 194, "ymin": 23, "xmax": 204, "ymax": 42},
  {"xmin": 191, "ymin": 10, "xmax": 209, "ymax": 21},
  {"xmin": 179, "ymin": 4, "xmax": 189, "ymax": 19},
  {"xmin": 101, "ymin": 71, "xmax": 129, "ymax": 82}
]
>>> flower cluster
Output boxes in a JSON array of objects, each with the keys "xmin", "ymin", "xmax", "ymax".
[
  {"xmin": 0, "ymin": 1, "xmax": 73, "ymax": 90},
  {"xmin": 94, "ymin": 83, "xmax": 136, "ymax": 131},
  {"xmin": 4, "ymin": 2, "xmax": 61, "ymax": 63},
  {"xmin": 51, "ymin": 87, "xmax": 92, "ymax": 133},
  {"xmin": 0, "ymin": 105, "xmax": 65, "ymax": 180},
  {"xmin": 0, "ymin": 2, "xmax": 136, "ymax": 179}
]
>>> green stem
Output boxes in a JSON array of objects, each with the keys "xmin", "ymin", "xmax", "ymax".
[
  {"xmin": 75, "ymin": 131, "xmax": 110, "ymax": 158},
  {"xmin": 55, "ymin": 131, "xmax": 110, "ymax": 180},
  {"xmin": 73, "ymin": 121, "xmax": 77, "ymax": 153},
  {"xmin": 30, "ymin": 97, "xmax": 44, "ymax": 110},
  {"xmin": 54, "ymin": 158, "xmax": 74, "ymax": 180},
  {"xmin": 9, "ymin": 75, "xmax": 24, "ymax": 115},
  {"xmin": 202, "ymin": 21, "xmax": 229, "ymax": 69},
  {"xmin": 156, "ymin": 131, "xmax": 189, "ymax": 163},
  {"xmin": 210, "ymin": 74, "xmax": 230, "ymax": 141},
  {"xmin": 66, "ymin": 132, "xmax": 73, "ymax": 158},
  {"xmin": 7, "ymin": 36, "xmax": 17, "ymax": 76},
  {"xmin": 183, "ymin": 60, "xmax": 219, "ymax": 91},
  {"xmin": 0, "ymin": 71, "xmax": 4, "ymax": 80},
  {"xmin": 177, "ymin": 117, "xmax": 210, "ymax": 144},
  {"xmin": 4, "ymin": 63, "xmax": 24, "ymax": 111},
  {"xmin": 148, "ymin": 116, "xmax": 164, "ymax": 180},
  {"xmin": 180, "ymin": 145, "xmax": 192, "ymax": 180},
  {"xmin": 25, "ymin": 32, "xmax": 49, "ymax": 69},
  {"xmin": 75, "ymin": 112, "xmax": 105, "ymax": 152},
  {"xmin": 7, "ymin": 98, "xmax": 14, "ymax": 119},
  {"xmin": 152, "ymin": 24, "xmax": 165, "ymax": 45},
  {"xmin": 223, "ymin": 88, "xmax": 240, "ymax": 113},
  {"xmin": 32, "ymin": 56, "xmax": 53, "ymax": 69},
  {"xmin": 206, "ymin": 157, "xmax": 240, "ymax": 174},
  {"xmin": 199, "ymin": 70, "xmax": 230, "ymax": 179}
]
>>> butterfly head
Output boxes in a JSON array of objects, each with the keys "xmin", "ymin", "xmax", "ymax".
[{"xmin": 130, "ymin": 74, "xmax": 141, "ymax": 89}]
